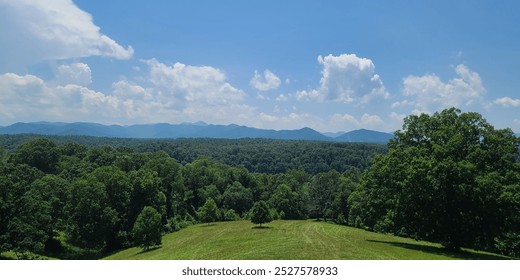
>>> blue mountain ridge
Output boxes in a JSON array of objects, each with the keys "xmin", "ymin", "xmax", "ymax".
[{"xmin": 0, "ymin": 122, "xmax": 394, "ymax": 143}]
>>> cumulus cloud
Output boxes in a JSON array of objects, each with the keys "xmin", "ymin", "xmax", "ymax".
[
  {"xmin": 331, "ymin": 113, "xmax": 384, "ymax": 129},
  {"xmin": 389, "ymin": 112, "xmax": 406, "ymax": 123},
  {"xmin": 0, "ymin": 0, "xmax": 133, "ymax": 70},
  {"xmin": 256, "ymin": 112, "xmax": 318, "ymax": 130},
  {"xmin": 250, "ymin": 69, "xmax": 281, "ymax": 91},
  {"xmin": 143, "ymin": 59, "xmax": 246, "ymax": 111},
  {"xmin": 55, "ymin": 63, "xmax": 92, "ymax": 86},
  {"xmin": 0, "ymin": 59, "xmax": 257, "ymax": 126},
  {"xmin": 494, "ymin": 97, "xmax": 520, "ymax": 107},
  {"xmin": 0, "ymin": 72, "xmax": 120, "ymax": 123},
  {"xmin": 276, "ymin": 94, "xmax": 289, "ymax": 102},
  {"xmin": 401, "ymin": 64, "xmax": 485, "ymax": 112},
  {"xmin": 112, "ymin": 59, "xmax": 250, "ymax": 122},
  {"xmin": 296, "ymin": 54, "xmax": 389, "ymax": 104}
]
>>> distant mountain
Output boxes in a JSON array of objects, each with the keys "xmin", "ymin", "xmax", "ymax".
[
  {"xmin": 321, "ymin": 131, "xmax": 346, "ymax": 138},
  {"xmin": 0, "ymin": 122, "xmax": 392, "ymax": 143},
  {"xmin": 335, "ymin": 129, "xmax": 393, "ymax": 143}
]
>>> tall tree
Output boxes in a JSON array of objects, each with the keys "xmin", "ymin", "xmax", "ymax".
[
  {"xmin": 0, "ymin": 163, "xmax": 44, "ymax": 255},
  {"xmin": 310, "ymin": 170, "xmax": 340, "ymax": 221},
  {"xmin": 10, "ymin": 138, "xmax": 59, "ymax": 173},
  {"xmin": 250, "ymin": 200, "xmax": 272, "ymax": 228},
  {"xmin": 65, "ymin": 179, "xmax": 118, "ymax": 250},
  {"xmin": 197, "ymin": 198, "xmax": 219, "ymax": 225},
  {"xmin": 222, "ymin": 181, "xmax": 253, "ymax": 215},
  {"xmin": 268, "ymin": 184, "xmax": 302, "ymax": 219},
  {"xmin": 132, "ymin": 206, "xmax": 162, "ymax": 251},
  {"xmin": 350, "ymin": 108, "xmax": 520, "ymax": 253}
]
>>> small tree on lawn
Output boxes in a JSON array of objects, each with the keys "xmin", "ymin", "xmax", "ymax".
[
  {"xmin": 251, "ymin": 200, "xmax": 272, "ymax": 228},
  {"xmin": 132, "ymin": 206, "xmax": 162, "ymax": 251},
  {"xmin": 197, "ymin": 198, "xmax": 219, "ymax": 225}
]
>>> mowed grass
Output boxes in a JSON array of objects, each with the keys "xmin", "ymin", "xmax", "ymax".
[{"xmin": 104, "ymin": 220, "xmax": 508, "ymax": 260}]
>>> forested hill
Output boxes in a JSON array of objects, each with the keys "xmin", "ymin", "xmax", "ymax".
[
  {"xmin": 0, "ymin": 134, "xmax": 387, "ymax": 175},
  {"xmin": 0, "ymin": 122, "xmax": 394, "ymax": 143}
]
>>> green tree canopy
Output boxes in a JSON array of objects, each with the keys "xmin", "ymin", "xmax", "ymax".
[
  {"xmin": 132, "ymin": 206, "xmax": 162, "ymax": 251},
  {"xmin": 350, "ymin": 108, "xmax": 520, "ymax": 253},
  {"xmin": 250, "ymin": 200, "xmax": 272, "ymax": 228},
  {"xmin": 222, "ymin": 181, "xmax": 253, "ymax": 215},
  {"xmin": 197, "ymin": 198, "xmax": 219, "ymax": 225},
  {"xmin": 10, "ymin": 138, "xmax": 59, "ymax": 173},
  {"xmin": 65, "ymin": 179, "xmax": 118, "ymax": 250},
  {"xmin": 268, "ymin": 184, "xmax": 302, "ymax": 219},
  {"xmin": 310, "ymin": 170, "xmax": 341, "ymax": 221}
]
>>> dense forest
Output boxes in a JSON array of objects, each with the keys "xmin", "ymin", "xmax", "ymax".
[
  {"xmin": 0, "ymin": 108, "xmax": 519, "ymax": 259},
  {"xmin": 0, "ymin": 135, "xmax": 386, "ymax": 175}
]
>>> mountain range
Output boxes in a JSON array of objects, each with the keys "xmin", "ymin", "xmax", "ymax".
[{"xmin": 0, "ymin": 122, "xmax": 394, "ymax": 143}]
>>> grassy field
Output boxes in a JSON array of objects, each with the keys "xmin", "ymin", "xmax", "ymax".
[{"xmin": 104, "ymin": 220, "xmax": 508, "ymax": 260}]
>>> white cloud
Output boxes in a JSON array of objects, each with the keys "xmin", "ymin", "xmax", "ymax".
[
  {"xmin": 112, "ymin": 80, "xmax": 154, "ymax": 101},
  {"xmin": 0, "ymin": 0, "xmax": 133, "ymax": 70},
  {"xmin": 276, "ymin": 94, "xmax": 289, "ymax": 102},
  {"xmin": 250, "ymin": 69, "xmax": 281, "ymax": 91},
  {"xmin": 0, "ymin": 58, "xmax": 259, "ymax": 126},
  {"xmin": 55, "ymin": 63, "xmax": 92, "ymax": 86},
  {"xmin": 494, "ymin": 97, "xmax": 520, "ymax": 107},
  {"xmin": 330, "ymin": 113, "xmax": 385, "ymax": 131},
  {"xmin": 391, "ymin": 99, "xmax": 414, "ymax": 109},
  {"xmin": 145, "ymin": 59, "xmax": 245, "ymax": 108},
  {"xmin": 255, "ymin": 112, "xmax": 318, "ymax": 130},
  {"xmin": 256, "ymin": 93, "xmax": 270, "ymax": 100},
  {"xmin": 0, "ymin": 73, "xmax": 120, "ymax": 123},
  {"xmin": 296, "ymin": 54, "xmax": 389, "ymax": 104},
  {"xmin": 331, "ymin": 113, "xmax": 358, "ymax": 125},
  {"xmin": 389, "ymin": 112, "xmax": 406, "ymax": 123},
  {"xmin": 401, "ymin": 64, "xmax": 485, "ymax": 112},
  {"xmin": 360, "ymin": 113, "xmax": 384, "ymax": 126},
  {"xmin": 295, "ymin": 89, "xmax": 320, "ymax": 101}
]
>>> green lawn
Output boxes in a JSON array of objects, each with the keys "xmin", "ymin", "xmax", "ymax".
[{"xmin": 104, "ymin": 220, "xmax": 508, "ymax": 260}]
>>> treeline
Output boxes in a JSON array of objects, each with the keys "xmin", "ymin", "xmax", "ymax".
[
  {"xmin": 0, "ymin": 138, "xmax": 363, "ymax": 259},
  {"xmin": 349, "ymin": 109, "xmax": 520, "ymax": 257},
  {"xmin": 0, "ymin": 135, "xmax": 387, "ymax": 175}
]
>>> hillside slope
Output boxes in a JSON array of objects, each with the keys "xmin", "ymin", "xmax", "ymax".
[{"xmin": 104, "ymin": 220, "xmax": 506, "ymax": 260}]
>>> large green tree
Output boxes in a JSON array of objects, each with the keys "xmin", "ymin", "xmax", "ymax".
[
  {"xmin": 0, "ymin": 163, "xmax": 44, "ymax": 255},
  {"xmin": 268, "ymin": 184, "xmax": 302, "ymax": 219},
  {"xmin": 10, "ymin": 138, "xmax": 59, "ymax": 173},
  {"xmin": 222, "ymin": 181, "xmax": 253, "ymax": 215},
  {"xmin": 88, "ymin": 166, "xmax": 133, "ymax": 249},
  {"xmin": 65, "ymin": 179, "xmax": 118, "ymax": 250},
  {"xmin": 250, "ymin": 200, "xmax": 272, "ymax": 228},
  {"xmin": 132, "ymin": 206, "xmax": 162, "ymax": 251},
  {"xmin": 350, "ymin": 108, "xmax": 520, "ymax": 253},
  {"xmin": 197, "ymin": 198, "xmax": 219, "ymax": 225},
  {"xmin": 310, "ymin": 170, "xmax": 341, "ymax": 221}
]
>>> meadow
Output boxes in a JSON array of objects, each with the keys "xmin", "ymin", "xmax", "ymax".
[{"xmin": 105, "ymin": 220, "xmax": 507, "ymax": 260}]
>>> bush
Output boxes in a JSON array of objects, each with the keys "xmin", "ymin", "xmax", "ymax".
[
  {"xmin": 165, "ymin": 214, "xmax": 195, "ymax": 233},
  {"xmin": 223, "ymin": 209, "xmax": 240, "ymax": 221}
]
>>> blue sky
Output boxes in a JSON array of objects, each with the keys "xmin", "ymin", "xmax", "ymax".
[{"xmin": 0, "ymin": 0, "xmax": 519, "ymax": 133}]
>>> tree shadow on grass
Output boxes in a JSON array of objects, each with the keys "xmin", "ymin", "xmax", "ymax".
[
  {"xmin": 365, "ymin": 239, "xmax": 510, "ymax": 260},
  {"xmin": 200, "ymin": 223, "xmax": 217, "ymax": 227},
  {"xmin": 252, "ymin": 225, "xmax": 273, "ymax": 230},
  {"xmin": 135, "ymin": 246, "xmax": 162, "ymax": 255}
]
